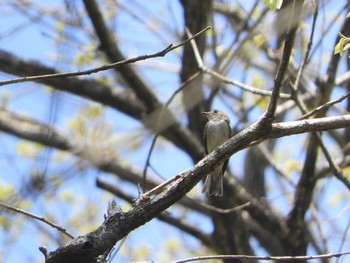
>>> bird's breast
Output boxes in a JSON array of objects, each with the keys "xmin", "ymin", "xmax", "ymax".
[{"xmin": 206, "ymin": 120, "xmax": 231, "ymax": 153}]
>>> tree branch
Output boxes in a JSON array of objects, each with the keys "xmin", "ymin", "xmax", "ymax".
[
  {"xmin": 0, "ymin": 50, "xmax": 145, "ymax": 119},
  {"xmin": 45, "ymin": 113, "xmax": 350, "ymax": 262},
  {"xmin": 264, "ymin": 0, "xmax": 304, "ymax": 120},
  {"xmin": 0, "ymin": 201, "xmax": 74, "ymax": 239},
  {"xmin": 171, "ymin": 251, "xmax": 350, "ymax": 263},
  {"xmin": 1, "ymin": 99, "xmax": 350, "ymax": 262},
  {"xmin": 0, "ymin": 49, "xmax": 205, "ymax": 160},
  {"xmin": 96, "ymin": 177, "xmax": 213, "ymax": 247}
]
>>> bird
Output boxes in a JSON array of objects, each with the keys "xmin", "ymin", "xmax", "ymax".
[{"xmin": 201, "ymin": 110, "xmax": 232, "ymax": 197}]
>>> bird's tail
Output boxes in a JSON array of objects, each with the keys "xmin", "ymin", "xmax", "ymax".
[{"xmin": 202, "ymin": 172, "xmax": 223, "ymax": 197}]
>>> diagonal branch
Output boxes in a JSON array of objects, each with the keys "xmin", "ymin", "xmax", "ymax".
[
  {"xmin": 45, "ymin": 116, "xmax": 271, "ymax": 263},
  {"xmin": 0, "ymin": 27, "xmax": 210, "ymax": 87},
  {"xmin": 0, "ymin": 109, "xmax": 207, "ymax": 215},
  {"xmin": 0, "ymin": 50, "xmax": 145, "ymax": 120},
  {"xmin": 45, "ymin": 112, "xmax": 350, "ymax": 262},
  {"xmin": 264, "ymin": 0, "xmax": 304, "ymax": 121},
  {"xmin": 2, "ymin": 104, "xmax": 350, "ymax": 262},
  {"xmin": 0, "ymin": 49, "xmax": 205, "ymax": 160},
  {"xmin": 96, "ymin": 177, "xmax": 212, "ymax": 247},
  {"xmin": 82, "ymin": 0, "xmax": 209, "ymax": 162},
  {"xmin": 0, "ymin": 201, "xmax": 74, "ymax": 239},
  {"xmin": 82, "ymin": 0, "xmax": 162, "ymax": 111}
]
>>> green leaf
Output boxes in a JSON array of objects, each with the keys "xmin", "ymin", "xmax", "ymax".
[
  {"xmin": 334, "ymin": 40, "xmax": 344, "ymax": 55},
  {"xmin": 264, "ymin": 0, "xmax": 283, "ymax": 10}
]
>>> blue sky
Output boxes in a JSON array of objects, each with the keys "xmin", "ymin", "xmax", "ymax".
[
  {"xmin": 1, "ymin": 1, "xmax": 350, "ymax": 263},
  {"xmin": 0, "ymin": 1, "xmax": 199, "ymax": 262}
]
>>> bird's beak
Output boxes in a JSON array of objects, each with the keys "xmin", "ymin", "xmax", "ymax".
[{"xmin": 201, "ymin": 111, "xmax": 209, "ymax": 115}]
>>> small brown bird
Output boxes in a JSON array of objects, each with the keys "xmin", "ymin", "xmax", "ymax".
[{"xmin": 202, "ymin": 110, "xmax": 232, "ymax": 197}]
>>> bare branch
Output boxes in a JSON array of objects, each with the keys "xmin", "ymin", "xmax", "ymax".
[
  {"xmin": 267, "ymin": 115, "xmax": 350, "ymax": 139},
  {"xmin": 96, "ymin": 177, "xmax": 212, "ymax": 247},
  {"xmin": 204, "ymin": 67, "xmax": 292, "ymax": 98},
  {"xmin": 0, "ymin": 50, "xmax": 145, "ymax": 120},
  {"xmin": 171, "ymin": 251, "xmax": 350, "ymax": 263},
  {"xmin": 265, "ymin": 0, "xmax": 304, "ymax": 120},
  {"xmin": 142, "ymin": 71, "xmax": 203, "ymax": 190},
  {"xmin": 45, "ymin": 112, "xmax": 350, "ymax": 262},
  {"xmin": 298, "ymin": 91, "xmax": 350, "ymax": 120},
  {"xmin": 0, "ymin": 49, "xmax": 205, "ymax": 160},
  {"xmin": 0, "ymin": 27, "xmax": 210, "ymax": 87},
  {"xmin": 0, "ymin": 201, "xmax": 74, "ymax": 239}
]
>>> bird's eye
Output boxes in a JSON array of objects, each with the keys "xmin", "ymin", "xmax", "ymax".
[{"xmin": 213, "ymin": 110, "xmax": 218, "ymax": 113}]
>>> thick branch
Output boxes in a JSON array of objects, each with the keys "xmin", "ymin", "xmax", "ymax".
[
  {"xmin": 0, "ymin": 109, "xmax": 208, "ymax": 215},
  {"xmin": 82, "ymin": 0, "xmax": 160, "ymax": 111},
  {"xmin": 179, "ymin": 0, "xmax": 210, "ymax": 139},
  {"xmin": 2, "ymin": 108, "xmax": 350, "ymax": 262},
  {"xmin": 267, "ymin": 115, "xmax": 350, "ymax": 139},
  {"xmin": 44, "ymin": 113, "xmax": 350, "ymax": 262},
  {"xmin": 96, "ymin": 177, "xmax": 212, "ymax": 247},
  {"xmin": 45, "ymin": 117, "xmax": 270, "ymax": 263},
  {"xmin": 0, "ymin": 50, "xmax": 145, "ymax": 119}
]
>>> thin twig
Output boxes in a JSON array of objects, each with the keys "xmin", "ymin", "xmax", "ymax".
[
  {"xmin": 142, "ymin": 71, "xmax": 203, "ymax": 192},
  {"xmin": 171, "ymin": 251, "xmax": 350, "ymax": 263},
  {"xmin": 0, "ymin": 27, "xmax": 211, "ymax": 86},
  {"xmin": 0, "ymin": 201, "xmax": 74, "ymax": 239},
  {"xmin": 297, "ymin": 91, "xmax": 350, "ymax": 120},
  {"xmin": 257, "ymin": 144, "xmax": 295, "ymax": 186},
  {"xmin": 198, "ymin": 201, "xmax": 251, "ymax": 214},
  {"xmin": 204, "ymin": 67, "xmax": 292, "ymax": 98},
  {"xmin": 135, "ymin": 170, "xmax": 188, "ymax": 206},
  {"xmin": 291, "ymin": 87, "xmax": 350, "ymax": 192},
  {"xmin": 285, "ymin": 0, "xmax": 350, "ymax": 201},
  {"xmin": 265, "ymin": 0, "xmax": 302, "ymax": 120},
  {"xmin": 187, "ymin": 27, "xmax": 293, "ymax": 99},
  {"xmin": 336, "ymin": 215, "xmax": 350, "ymax": 263},
  {"xmin": 185, "ymin": 27, "xmax": 204, "ymax": 69}
]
